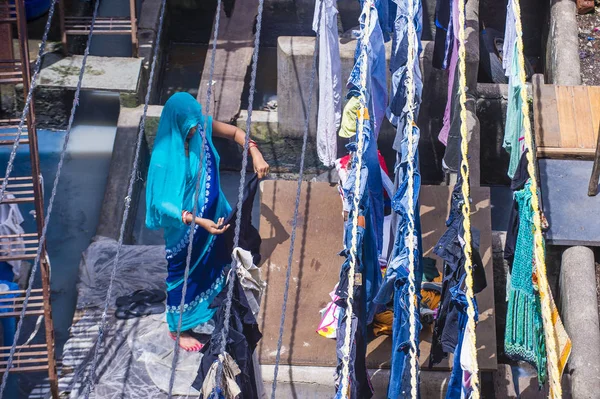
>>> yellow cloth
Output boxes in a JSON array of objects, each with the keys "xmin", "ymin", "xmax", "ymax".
[
  {"xmin": 372, "ymin": 310, "xmax": 393, "ymax": 337},
  {"xmin": 420, "ymin": 275, "xmax": 442, "ymax": 311},
  {"xmin": 339, "ymin": 96, "xmax": 369, "ymax": 138}
]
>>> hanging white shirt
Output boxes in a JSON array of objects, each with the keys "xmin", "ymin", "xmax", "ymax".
[{"xmin": 313, "ymin": 0, "xmax": 342, "ymax": 167}]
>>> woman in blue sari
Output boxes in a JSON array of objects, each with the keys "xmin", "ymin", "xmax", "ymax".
[{"xmin": 146, "ymin": 92, "xmax": 269, "ymax": 351}]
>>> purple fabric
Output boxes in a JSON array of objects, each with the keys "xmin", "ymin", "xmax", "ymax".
[
  {"xmin": 438, "ymin": 0, "xmax": 460, "ymax": 146},
  {"xmin": 438, "ymin": 39, "xmax": 458, "ymax": 146}
]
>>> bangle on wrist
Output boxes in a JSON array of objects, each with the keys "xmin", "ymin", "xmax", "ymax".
[
  {"xmin": 247, "ymin": 139, "xmax": 258, "ymax": 154},
  {"xmin": 181, "ymin": 210, "xmax": 192, "ymax": 225}
]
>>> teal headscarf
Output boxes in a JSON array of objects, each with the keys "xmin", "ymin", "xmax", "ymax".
[{"xmin": 146, "ymin": 92, "xmax": 206, "ymax": 230}]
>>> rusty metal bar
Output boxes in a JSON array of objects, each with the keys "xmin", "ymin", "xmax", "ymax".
[
  {"xmin": 130, "ymin": 0, "xmax": 138, "ymax": 57},
  {"xmin": 13, "ymin": 0, "xmax": 59, "ymax": 397}
]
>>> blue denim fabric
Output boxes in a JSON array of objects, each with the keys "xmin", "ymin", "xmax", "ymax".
[
  {"xmin": 347, "ymin": 0, "xmax": 388, "ymax": 139},
  {"xmin": 342, "ymin": 163, "xmax": 383, "ymax": 322},
  {"xmin": 334, "ymin": 217, "xmax": 378, "ymax": 398},
  {"xmin": 430, "ymin": 175, "xmax": 486, "ymax": 367},
  {"xmin": 433, "ymin": 0, "xmax": 453, "ymax": 69},
  {"xmin": 375, "ymin": 124, "xmax": 423, "ymax": 306},
  {"xmin": 387, "ymin": 0, "xmax": 424, "ymax": 152},
  {"xmin": 344, "ymin": 121, "xmax": 385, "ymax": 257},
  {"xmin": 387, "ymin": 262, "xmax": 423, "ymax": 399},
  {"xmin": 375, "ymin": 124, "xmax": 424, "ymax": 398},
  {"xmin": 445, "ymin": 280, "xmax": 479, "ymax": 399}
]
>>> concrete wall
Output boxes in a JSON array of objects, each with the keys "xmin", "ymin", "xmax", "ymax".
[
  {"xmin": 545, "ymin": 0, "xmax": 581, "ymax": 85},
  {"xmin": 277, "ymin": 36, "xmax": 449, "ymax": 183}
]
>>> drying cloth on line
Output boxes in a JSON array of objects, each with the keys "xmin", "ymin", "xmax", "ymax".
[
  {"xmin": 200, "ymin": 353, "xmax": 242, "ymax": 399},
  {"xmin": 0, "ymin": 194, "xmax": 26, "ymax": 279},
  {"xmin": 223, "ymin": 173, "xmax": 262, "ymax": 266},
  {"xmin": 232, "ymin": 247, "xmax": 266, "ymax": 318},
  {"xmin": 193, "ymin": 273, "xmax": 262, "ymax": 398},
  {"xmin": 313, "ymin": 0, "xmax": 342, "ymax": 167},
  {"xmin": 504, "ymin": 180, "xmax": 547, "ymax": 386},
  {"xmin": 317, "ymin": 284, "xmax": 342, "ymax": 339}
]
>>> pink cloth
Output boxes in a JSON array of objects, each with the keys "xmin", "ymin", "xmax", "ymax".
[{"xmin": 438, "ymin": 39, "xmax": 458, "ymax": 146}]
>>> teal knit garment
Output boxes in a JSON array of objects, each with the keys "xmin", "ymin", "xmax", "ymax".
[{"xmin": 505, "ymin": 180, "xmax": 547, "ymax": 385}]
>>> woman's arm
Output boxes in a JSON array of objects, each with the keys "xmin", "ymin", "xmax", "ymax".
[
  {"xmin": 182, "ymin": 211, "xmax": 230, "ymax": 235},
  {"xmin": 212, "ymin": 120, "xmax": 270, "ymax": 178}
]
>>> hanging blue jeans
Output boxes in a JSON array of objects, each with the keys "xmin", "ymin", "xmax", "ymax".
[
  {"xmin": 335, "ymin": 217, "xmax": 376, "ymax": 399},
  {"xmin": 347, "ymin": 0, "xmax": 388, "ymax": 139},
  {"xmin": 445, "ymin": 279, "xmax": 479, "ymax": 399},
  {"xmin": 388, "ymin": 0, "xmax": 424, "ymax": 154},
  {"xmin": 375, "ymin": 124, "xmax": 424, "ymax": 398}
]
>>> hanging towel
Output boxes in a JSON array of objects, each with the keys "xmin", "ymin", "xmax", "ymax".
[
  {"xmin": 505, "ymin": 181, "xmax": 547, "ymax": 386},
  {"xmin": 314, "ymin": 0, "xmax": 342, "ymax": 167},
  {"xmin": 0, "ymin": 194, "xmax": 26, "ymax": 279}
]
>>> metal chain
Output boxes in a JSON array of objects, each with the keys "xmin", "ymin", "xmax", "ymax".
[
  {"xmin": 270, "ymin": 1, "xmax": 323, "ymax": 397},
  {"xmin": 81, "ymin": 0, "xmax": 168, "ymax": 396},
  {"xmin": 215, "ymin": 0, "xmax": 265, "ymax": 388},
  {"xmin": 0, "ymin": 0, "xmax": 100, "ymax": 395},
  {"xmin": 167, "ymin": 0, "xmax": 223, "ymax": 396}
]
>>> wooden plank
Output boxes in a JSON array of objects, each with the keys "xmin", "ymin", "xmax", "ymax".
[
  {"xmin": 572, "ymin": 86, "xmax": 596, "ymax": 149},
  {"xmin": 533, "ymin": 78, "xmax": 561, "ymax": 148},
  {"xmin": 257, "ymin": 181, "xmax": 496, "ymax": 371},
  {"xmin": 197, "ymin": 0, "xmax": 259, "ymax": 123},
  {"xmin": 588, "ymin": 86, "xmax": 600, "ymax": 142},
  {"xmin": 555, "ymin": 86, "xmax": 578, "ymax": 149},
  {"xmin": 537, "ymin": 147, "xmax": 597, "ymax": 158}
]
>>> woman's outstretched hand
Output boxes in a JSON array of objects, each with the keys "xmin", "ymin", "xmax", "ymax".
[
  {"xmin": 253, "ymin": 156, "xmax": 270, "ymax": 179},
  {"xmin": 198, "ymin": 217, "xmax": 230, "ymax": 235}
]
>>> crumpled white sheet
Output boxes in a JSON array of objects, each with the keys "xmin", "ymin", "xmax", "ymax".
[
  {"xmin": 232, "ymin": 247, "xmax": 266, "ymax": 317},
  {"xmin": 0, "ymin": 194, "xmax": 26, "ymax": 279}
]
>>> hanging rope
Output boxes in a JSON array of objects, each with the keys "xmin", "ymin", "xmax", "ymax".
[
  {"xmin": 215, "ymin": 0, "xmax": 265, "ymax": 387},
  {"xmin": 404, "ymin": 0, "xmax": 421, "ymax": 395},
  {"xmin": 270, "ymin": 1, "xmax": 323, "ymax": 396},
  {"xmin": 0, "ymin": 0, "xmax": 58, "ymax": 203},
  {"xmin": 510, "ymin": 0, "xmax": 561, "ymax": 397},
  {"xmin": 338, "ymin": 2, "xmax": 373, "ymax": 396},
  {"xmin": 0, "ymin": 0, "xmax": 100, "ymax": 395},
  {"xmin": 166, "ymin": 0, "xmax": 223, "ymax": 396},
  {"xmin": 81, "ymin": 0, "xmax": 167, "ymax": 396},
  {"xmin": 456, "ymin": 0, "xmax": 480, "ymax": 395}
]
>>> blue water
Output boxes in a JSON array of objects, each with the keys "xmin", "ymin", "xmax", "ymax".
[{"xmin": 0, "ymin": 92, "xmax": 119, "ymax": 357}]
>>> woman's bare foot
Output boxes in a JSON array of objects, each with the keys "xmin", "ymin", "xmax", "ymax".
[{"xmin": 169, "ymin": 331, "xmax": 203, "ymax": 352}]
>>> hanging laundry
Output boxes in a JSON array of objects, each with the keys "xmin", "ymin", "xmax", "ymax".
[
  {"xmin": 432, "ymin": 0, "xmax": 454, "ymax": 69},
  {"xmin": 436, "ymin": 0, "xmax": 459, "ymax": 148},
  {"xmin": 504, "ymin": 180, "xmax": 547, "ymax": 386},
  {"xmin": 199, "ymin": 353, "xmax": 242, "ymax": 399},
  {"xmin": 345, "ymin": 0, "xmax": 388, "ymax": 140},
  {"xmin": 223, "ymin": 173, "xmax": 262, "ymax": 265},
  {"xmin": 374, "ymin": 124, "xmax": 424, "ymax": 399},
  {"xmin": 317, "ymin": 284, "xmax": 342, "ymax": 339},
  {"xmin": 429, "ymin": 175, "xmax": 487, "ymax": 368},
  {"xmin": 335, "ymin": 215, "xmax": 377, "ymax": 399},
  {"xmin": 502, "ymin": 0, "xmax": 526, "ymax": 179},
  {"xmin": 387, "ymin": 0, "xmax": 424, "ymax": 153},
  {"xmin": 375, "ymin": 0, "xmax": 426, "ymax": 395},
  {"xmin": 231, "ymin": 247, "xmax": 266, "ymax": 318},
  {"xmin": 313, "ymin": 0, "xmax": 342, "ymax": 167},
  {"xmin": 0, "ymin": 194, "xmax": 26, "ymax": 280},
  {"xmin": 193, "ymin": 273, "xmax": 262, "ymax": 398}
]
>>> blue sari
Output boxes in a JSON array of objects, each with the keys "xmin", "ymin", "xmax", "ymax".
[{"xmin": 146, "ymin": 92, "xmax": 232, "ymax": 332}]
